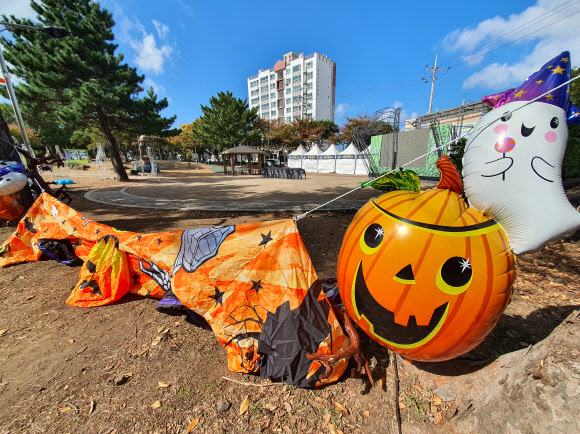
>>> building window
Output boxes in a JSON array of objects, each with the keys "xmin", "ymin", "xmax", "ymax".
[
  {"xmin": 304, "ymin": 113, "xmax": 312, "ymax": 119},
  {"xmin": 306, "ymin": 72, "xmax": 313, "ymax": 80},
  {"xmin": 285, "ymin": 68, "xmax": 290, "ymax": 75},
  {"xmin": 292, "ymin": 95, "xmax": 301, "ymax": 103},
  {"xmin": 270, "ymin": 73, "xmax": 275, "ymax": 80},
  {"xmin": 250, "ymin": 80, "xmax": 258, "ymax": 87},
  {"xmin": 251, "ymin": 89, "xmax": 259, "ymax": 96},
  {"xmin": 292, "ymin": 74, "xmax": 301, "ymax": 83},
  {"xmin": 261, "ymin": 95, "xmax": 268, "ymax": 101},
  {"xmin": 293, "ymin": 105, "xmax": 301, "ymax": 112},
  {"xmin": 271, "ymin": 110, "xmax": 276, "ymax": 116},
  {"xmin": 306, "ymin": 82, "xmax": 313, "ymax": 90},
  {"xmin": 251, "ymin": 98, "xmax": 259, "ymax": 104},
  {"xmin": 271, "ymin": 102, "xmax": 276, "ymax": 107},
  {"xmin": 286, "ymin": 116, "xmax": 291, "ymax": 122},
  {"xmin": 270, "ymin": 92, "xmax": 276, "ymax": 98},
  {"xmin": 306, "ymin": 92, "xmax": 313, "ymax": 98},
  {"xmin": 261, "ymin": 85, "xmax": 268, "ymax": 92},
  {"xmin": 262, "ymin": 112, "xmax": 269, "ymax": 118},
  {"xmin": 286, "ymin": 88, "xmax": 291, "ymax": 95},
  {"xmin": 306, "ymin": 61, "xmax": 313, "ymax": 69},
  {"xmin": 262, "ymin": 103, "xmax": 269, "ymax": 110},
  {"xmin": 286, "ymin": 97, "xmax": 291, "ymax": 104},
  {"xmin": 285, "ymin": 78, "xmax": 290, "ymax": 86},
  {"xmin": 286, "ymin": 107, "xmax": 291, "ymax": 113},
  {"xmin": 260, "ymin": 76, "xmax": 268, "ymax": 82},
  {"xmin": 292, "ymin": 85, "xmax": 302, "ymax": 93},
  {"xmin": 270, "ymin": 83, "xmax": 275, "ymax": 89},
  {"xmin": 293, "ymin": 65, "xmax": 301, "ymax": 73}
]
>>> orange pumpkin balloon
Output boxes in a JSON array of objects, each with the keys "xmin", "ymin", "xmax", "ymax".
[{"xmin": 337, "ymin": 157, "xmax": 517, "ymax": 362}]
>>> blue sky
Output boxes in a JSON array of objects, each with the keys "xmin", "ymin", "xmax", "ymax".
[{"xmin": 2, "ymin": 0, "xmax": 579, "ymax": 129}]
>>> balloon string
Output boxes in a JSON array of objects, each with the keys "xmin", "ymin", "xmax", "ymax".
[{"xmin": 293, "ymin": 75, "xmax": 580, "ymax": 222}]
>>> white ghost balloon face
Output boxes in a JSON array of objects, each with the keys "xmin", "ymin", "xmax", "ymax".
[{"xmin": 463, "ymin": 101, "xmax": 580, "ymax": 254}]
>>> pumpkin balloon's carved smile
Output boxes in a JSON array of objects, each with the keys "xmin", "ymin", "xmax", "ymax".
[
  {"xmin": 353, "ymin": 261, "xmax": 449, "ymax": 348},
  {"xmin": 337, "ymin": 157, "xmax": 517, "ymax": 362}
]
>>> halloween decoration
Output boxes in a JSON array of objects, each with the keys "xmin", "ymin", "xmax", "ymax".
[
  {"xmin": 337, "ymin": 156, "xmax": 516, "ymax": 362},
  {"xmin": 0, "ymin": 160, "xmax": 28, "ymax": 195},
  {"xmin": 0, "ymin": 193, "xmax": 351, "ymax": 387},
  {"xmin": 463, "ymin": 51, "xmax": 580, "ymax": 254}
]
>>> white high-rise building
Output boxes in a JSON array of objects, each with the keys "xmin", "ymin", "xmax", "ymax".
[{"xmin": 247, "ymin": 52, "xmax": 336, "ymax": 123}]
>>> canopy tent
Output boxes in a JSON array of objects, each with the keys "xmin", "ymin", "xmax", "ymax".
[
  {"xmin": 355, "ymin": 148, "xmax": 370, "ymax": 175},
  {"xmin": 288, "ymin": 145, "xmax": 306, "ymax": 169},
  {"xmin": 336, "ymin": 143, "xmax": 358, "ymax": 175},
  {"xmin": 317, "ymin": 144, "xmax": 341, "ymax": 173},
  {"xmin": 302, "ymin": 144, "xmax": 323, "ymax": 173},
  {"xmin": 222, "ymin": 145, "xmax": 267, "ymax": 175}
]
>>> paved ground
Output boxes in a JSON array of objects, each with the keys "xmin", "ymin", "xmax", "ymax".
[{"xmin": 45, "ymin": 162, "xmax": 436, "ymax": 213}]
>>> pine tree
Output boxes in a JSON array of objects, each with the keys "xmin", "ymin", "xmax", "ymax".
[
  {"xmin": 194, "ymin": 91, "xmax": 258, "ymax": 156},
  {"xmin": 1, "ymin": 0, "xmax": 175, "ymax": 180}
]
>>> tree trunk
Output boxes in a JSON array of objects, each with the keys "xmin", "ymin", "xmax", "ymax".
[{"xmin": 96, "ymin": 107, "xmax": 129, "ymax": 181}]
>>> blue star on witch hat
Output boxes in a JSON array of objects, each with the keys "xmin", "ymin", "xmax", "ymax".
[{"xmin": 482, "ymin": 51, "xmax": 579, "ymax": 124}]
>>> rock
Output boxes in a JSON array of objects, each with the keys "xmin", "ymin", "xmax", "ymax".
[
  {"xmin": 216, "ymin": 399, "xmax": 230, "ymax": 414},
  {"xmin": 434, "ymin": 384, "xmax": 456, "ymax": 402},
  {"xmin": 553, "ymin": 277, "xmax": 566, "ymax": 284},
  {"xmin": 109, "ymin": 374, "xmax": 130, "ymax": 386},
  {"xmin": 450, "ymin": 310, "xmax": 580, "ymax": 433}
]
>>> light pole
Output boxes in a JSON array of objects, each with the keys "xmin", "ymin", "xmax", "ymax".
[{"xmin": 0, "ymin": 22, "xmax": 69, "ymax": 153}]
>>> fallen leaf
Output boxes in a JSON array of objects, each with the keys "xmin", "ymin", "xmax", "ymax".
[
  {"xmin": 322, "ymin": 413, "xmax": 331, "ymax": 427},
  {"xmin": 0, "ymin": 329, "xmax": 7, "ymax": 336},
  {"xmin": 328, "ymin": 423, "xmax": 336, "ymax": 434},
  {"xmin": 26, "ymin": 295, "xmax": 34, "ymax": 300},
  {"xmin": 157, "ymin": 326, "xmax": 166, "ymax": 333},
  {"xmin": 378, "ymin": 378, "xmax": 385, "ymax": 388},
  {"xmin": 68, "ymin": 339, "xmax": 74, "ymax": 344},
  {"xmin": 123, "ymin": 372, "xmax": 134, "ymax": 377},
  {"xmin": 363, "ymin": 410, "xmax": 370, "ymax": 418},
  {"xmin": 63, "ymin": 385, "xmax": 69, "ymax": 390},
  {"xmin": 434, "ymin": 413, "xmax": 443, "ymax": 425},
  {"xmin": 264, "ymin": 404, "xmax": 277, "ymax": 411},
  {"xmin": 549, "ymin": 281, "xmax": 564, "ymax": 287},
  {"xmin": 59, "ymin": 407, "xmax": 71, "ymax": 413},
  {"xmin": 239, "ymin": 396, "xmax": 250, "ymax": 415},
  {"xmin": 173, "ymin": 322, "xmax": 181, "ymax": 327},
  {"xmin": 151, "ymin": 336, "xmax": 161, "ymax": 347},
  {"xmin": 284, "ymin": 401, "xmax": 292, "ymax": 413},
  {"xmin": 158, "ymin": 381, "xmax": 171, "ymax": 388},
  {"xmin": 334, "ymin": 401, "xmax": 348, "ymax": 414},
  {"xmin": 40, "ymin": 313, "xmax": 48, "ymax": 317},
  {"xmin": 151, "ymin": 400, "xmax": 161, "ymax": 410},
  {"xmin": 88, "ymin": 400, "xmax": 95, "ymax": 416},
  {"xmin": 187, "ymin": 417, "xmax": 199, "ymax": 432},
  {"xmin": 399, "ymin": 401, "xmax": 407, "ymax": 410},
  {"xmin": 432, "ymin": 394, "xmax": 442, "ymax": 406}
]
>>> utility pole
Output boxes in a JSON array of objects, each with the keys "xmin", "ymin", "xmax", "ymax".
[{"xmin": 426, "ymin": 54, "xmax": 445, "ymax": 114}]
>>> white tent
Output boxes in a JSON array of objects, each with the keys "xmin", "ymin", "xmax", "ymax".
[
  {"xmin": 336, "ymin": 143, "xmax": 358, "ymax": 175},
  {"xmin": 317, "ymin": 144, "xmax": 341, "ymax": 173},
  {"xmin": 288, "ymin": 145, "xmax": 306, "ymax": 168},
  {"xmin": 355, "ymin": 147, "xmax": 370, "ymax": 175},
  {"xmin": 302, "ymin": 144, "xmax": 323, "ymax": 173}
]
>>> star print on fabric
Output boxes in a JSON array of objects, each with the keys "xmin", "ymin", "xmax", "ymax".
[
  {"xmin": 561, "ymin": 57, "xmax": 569, "ymax": 63},
  {"xmin": 137, "ymin": 235, "xmax": 143, "ymax": 241},
  {"xmin": 251, "ymin": 280, "xmax": 263, "ymax": 293},
  {"xmin": 513, "ymin": 90, "xmax": 527, "ymax": 98},
  {"xmin": 156, "ymin": 237, "xmax": 163, "ymax": 246},
  {"xmin": 552, "ymin": 65, "xmax": 565, "ymax": 75},
  {"xmin": 545, "ymin": 93, "xmax": 554, "ymax": 100},
  {"xmin": 571, "ymin": 111, "xmax": 580, "ymax": 118},
  {"xmin": 258, "ymin": 231, "xmax": 273, "ymax": 247},
  {"xmin": 536, "ymin": 79, "xmax": 544, "ymax": 84},
  {"xmin": 459, "ymin": 258, "xmax": 471, "ymax": 273},
  {"xmin": 209, "ymin": 286, "xmax": 225, "ymax": 306},
  {"xmin": 547, "ymin": 65, "xmax": 553, "ymax": 69},
  {"xmin": 95, "ymin": 228, "xmax": 101, "ymax": 236},
  {"xmin": 132, "ymin": 274, "xmax": 140, "ymax": 284}
]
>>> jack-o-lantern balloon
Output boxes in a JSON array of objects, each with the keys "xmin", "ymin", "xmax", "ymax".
[{"xmin": 337, "ymin": 157, "xmax": 516, "ymax": 362}]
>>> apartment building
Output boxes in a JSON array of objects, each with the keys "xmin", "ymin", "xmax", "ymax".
[{"xmin": 247, "ymin": 51, "xmax": 336, "ymax": 123}]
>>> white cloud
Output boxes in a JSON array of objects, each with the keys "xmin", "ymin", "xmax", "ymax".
[
  {"xmin": 152, "ymin": 20, "xmax": 169, "ymax": 40},
  {"xmin": 335, "ymin": 103, "xmax": 352, "ymax": 119},
  {"xmin": 176, "ymin": 0, "xmax": 195, "ymax": 17},
  {"xmin": 2, "ymin": 0, "xmax": 36, "ymax": 19},
  {"xmin": 393, "ymin": 101, "xmax": 404, "ymax": 109},
  {"xmin": 442, "ymin": 0, "xmax": 580, "ymax": 90}
]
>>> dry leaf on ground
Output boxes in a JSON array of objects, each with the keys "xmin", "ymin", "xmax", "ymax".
[
  {"xmin": 239, "ymin": 396, "xmax": 250, "ymax": 415},
  {"xmin": 157, "ymin": 381, "xmax": 170, "ymax": 388},
  {"xmin": 0, "ymin": 329, "xmax": 7, "ymax": 336},
  {"xmin": 59, "ymin": 407, "xmax": 71, "ymax": 413},
  {"xmin": 151, "ymin": 400, "xmax": 161, "ymax": 410},
  {"xmin": 334, "ymin": 401, "xmax": 348, "ymax": 414},
  {"xmin": 187, "ymin": 417, "xmax": 199, "ymax": 432}
]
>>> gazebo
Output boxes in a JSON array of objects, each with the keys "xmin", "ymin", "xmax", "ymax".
[{"xmin": 222, "ymin": 145, "xmax": 267, "ymax": 175}]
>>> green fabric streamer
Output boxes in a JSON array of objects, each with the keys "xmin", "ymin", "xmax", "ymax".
[{"xmin": 361, "ymin": 169, "xmax": 421, "ymax": 193}]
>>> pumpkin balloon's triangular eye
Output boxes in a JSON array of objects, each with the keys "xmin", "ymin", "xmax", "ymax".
[{"xmin": 393, "ymin": 264, "xmax": 415, "ymax": 284}]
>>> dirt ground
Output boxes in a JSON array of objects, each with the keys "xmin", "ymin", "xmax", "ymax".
[{"xmin": 0, "ymin": 165, "xmax": 578, "ymax": 433}]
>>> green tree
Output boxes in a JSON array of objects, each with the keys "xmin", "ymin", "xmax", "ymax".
[
  {"xmin": 564, "ymin": 66, "xmax": 580, "ymax": 180},
  {"xmin": 193, "ymin": 91, "xmax": 258, "ymax": 156},
  {"xmin": 0, "ymin": 103, "xmax": 16, "ymax": 124},
  {"xmin": 1, "ymin": 0, "xmax": 175, "ymax": 181}
]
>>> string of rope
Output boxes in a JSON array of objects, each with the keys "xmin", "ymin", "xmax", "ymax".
[{"xmin": 293, "ymin": 75, "xmax": 580, "ymax": 222}]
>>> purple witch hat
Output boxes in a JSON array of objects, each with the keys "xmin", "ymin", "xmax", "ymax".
[{"xmin": 482, "ymin": 51, "xmax": 579, "ymax": 124}]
